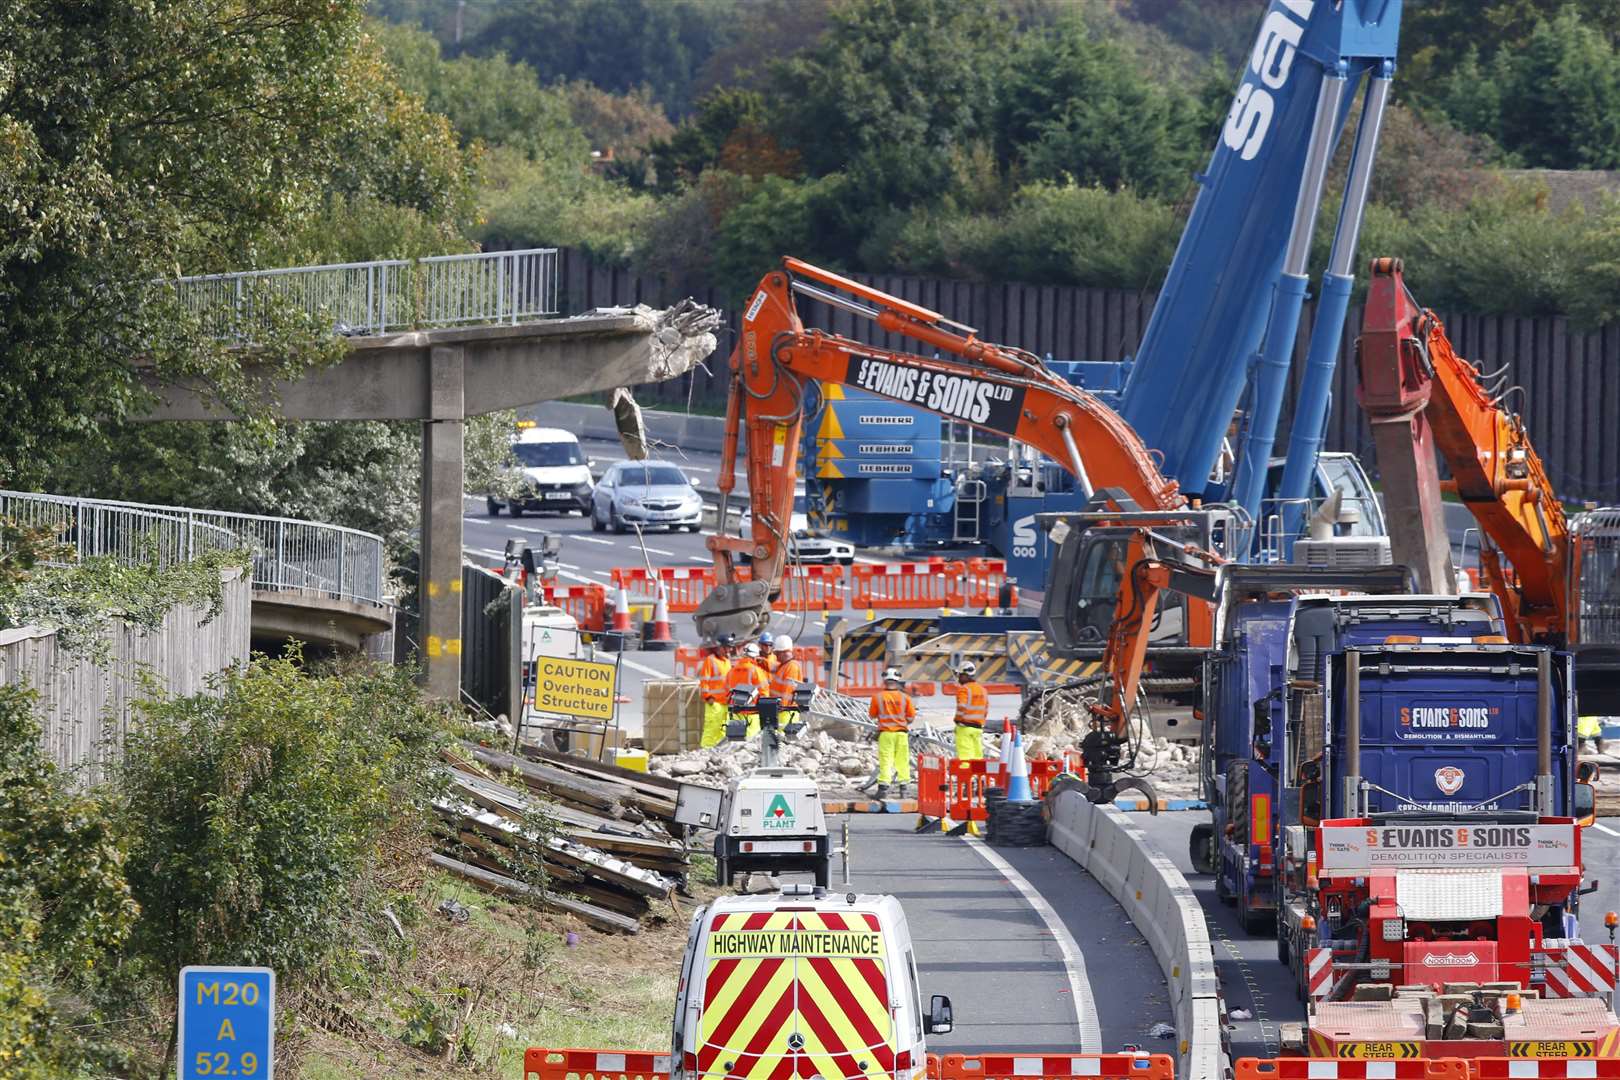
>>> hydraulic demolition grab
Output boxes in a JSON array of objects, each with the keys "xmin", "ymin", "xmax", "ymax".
[
  {"xmin": 694, "ymin": 259, "xmax": 1186, "ymax": 641},
  {"xmin": 1356, "ymin": 257, "xmax": 1569, "ymax": 633}
]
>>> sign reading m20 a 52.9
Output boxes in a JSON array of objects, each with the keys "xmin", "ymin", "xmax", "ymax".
[{"xmin": 844, "ymin": 355, "xmax": 1026, "ymax": 435}]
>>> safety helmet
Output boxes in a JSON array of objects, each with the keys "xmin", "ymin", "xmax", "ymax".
[
  {"xmin": 717, "ymin": 632, "xmax": 737, "ymax": 647},
  {"xmin": 956, "ymin": 660, "xmax": 977, "ymax": 678},
  {"xmin": 742, "ymin": 642, "xmax": 761, "ymax": 658},
  {"xmin": 883, "ymin": 666, "xmax": 904, "ymax": 684},
  {"xmin": 772, "ymin": 634, "xmax": 794, "ymax": 653},
  {"xmin": 759, "ymin": 630, "xmax": 775, "ymax": 646}
]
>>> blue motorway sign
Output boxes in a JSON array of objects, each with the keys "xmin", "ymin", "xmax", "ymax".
[{"xmin": 178, "ymin": 966, "xmax": 275, "ymax": 1079}]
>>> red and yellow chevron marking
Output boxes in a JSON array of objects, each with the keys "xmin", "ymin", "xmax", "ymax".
[{"xmin": 699, "ymin": 910, "xmax": 893, "ymax": 1080}]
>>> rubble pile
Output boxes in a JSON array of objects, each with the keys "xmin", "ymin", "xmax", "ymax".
[
  {"xmin": 1018, "ymin": 682, "xmax": 1203, "ymax": 800},
  {"xmin": 651, "ymin": 728, "xmax": 878, "ymax": 797}
]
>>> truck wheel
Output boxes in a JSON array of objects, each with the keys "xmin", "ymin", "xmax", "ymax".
[
  {"xmin": 487, "ymin": 498, "xmax": 501, "ymax": 516},
  {"xmin": 1276, "ymin": 927, "xmax": 1290, "ymax": 966},
  {"xmin": 1216, "ymin": 865, "xmax": 1234, "ymax": 905},
  {"xmin": 1188, "ymin": 822, "xmax": 1216, "ymax": 875},
  {"xmin": 1239, "ymin": 896, "xmax": 1269, "ymax": 935}
]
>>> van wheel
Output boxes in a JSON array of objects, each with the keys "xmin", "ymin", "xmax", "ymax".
[
  {"xmin": 591, "ymin": 506, "xmax": 605, "ymax": 533},
  {"xmin": 487, "ymin": 498, "xmax": 501, "ymax": 516},
  {"xmin": 611, "ymin": 510, "xmax": 628, "ymax": 534},
  {"xmin": 511, "ymin": 504, "xmax": 526, "ymax": 518}
]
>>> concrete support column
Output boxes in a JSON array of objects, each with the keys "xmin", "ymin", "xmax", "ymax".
[{"xmin": 420, "ymin": 345, "xmax": 466, "ymax": 701}]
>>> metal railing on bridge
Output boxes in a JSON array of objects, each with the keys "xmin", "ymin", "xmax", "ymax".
[
  {"xmin": 170, "ymin": 248, "xmax": 560, "ymax": 341},
  {"xmin": 0, "ymin": 491, "xmax": 387, "ymax": 609}
]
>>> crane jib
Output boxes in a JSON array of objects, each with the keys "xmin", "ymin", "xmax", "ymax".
[{"xmin": 844, "ymin": 355, "xmax": 1026, "ymax": 435}]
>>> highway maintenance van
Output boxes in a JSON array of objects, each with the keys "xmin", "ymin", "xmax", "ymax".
[{"xmin": 671, "ymin": 886, "xmax": 952, "ymax": 1080}]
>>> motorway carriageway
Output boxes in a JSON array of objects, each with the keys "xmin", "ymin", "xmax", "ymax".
[{"xmin": 467, "ymin": 439, "xmax": 1620, "ymax": 1057}]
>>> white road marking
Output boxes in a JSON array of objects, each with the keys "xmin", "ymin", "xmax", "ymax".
[
  {"xmin": 689, "ymin": 556, "xmax": 711, "ymax": 564},
  {"xmin": 1594, "ymin": 822, "xmax": 1620, "ymax": 838},
  {"xmin": 617, "ymin": 655, "xmax": 673, "ymax": 678},
  {"xmin": 569, "ymin": 534, "xmax": 616, "ymax": 546},
  {"xmin": 466, "ymin": 547, "xmax": 506, "ymax": 560},
  {"xmin": 963, "ymin": 836, "xmax": 1102, "ymax": 1053},
  {"xmin": 641, "ymin": 546, "xmax": 675, "ymax": 556}
]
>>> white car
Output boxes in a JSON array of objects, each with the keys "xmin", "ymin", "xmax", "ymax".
[
  {"xmin": 489, "ymin": 426, "xmax": 593, "ymax": 516},
  {"xmin": 738, "ymin": 495, "xmax": 855, "ymax": 565}
]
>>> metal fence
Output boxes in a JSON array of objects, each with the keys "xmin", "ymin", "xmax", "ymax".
[
  {"xmin": 0, "ymin": 491, "xmax": 386, "ymax": 609},
  {"xmin": 172, "ymin": 248, "xmax": 560, "ymax": 341}
]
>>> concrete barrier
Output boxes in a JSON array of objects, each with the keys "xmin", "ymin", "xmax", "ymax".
[{"xmin": 1048, "ymin": 788, "xmax": 1224, "ymax": 1080}]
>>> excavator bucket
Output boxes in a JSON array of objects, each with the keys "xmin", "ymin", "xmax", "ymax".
[{"xmin": 692, "ymin": 579, "xmax": 773, "ymax": 642}]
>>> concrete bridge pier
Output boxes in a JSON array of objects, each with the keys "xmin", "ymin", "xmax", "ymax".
[{"xmin": 422, "ymin": 344, "xmax": 466, "ymax": 700}]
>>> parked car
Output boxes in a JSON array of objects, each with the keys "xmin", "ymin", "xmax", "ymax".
[
  {"xmin": 590, "ymin": 460, "xmax": 704, "ymax": 533},
  {"xmin": 488, "ymin": 426, "xmax": 593, "ymax": 517},
  {"xmin": 738, "ymin": 495, "xmax": 856, "ymax": 565}
]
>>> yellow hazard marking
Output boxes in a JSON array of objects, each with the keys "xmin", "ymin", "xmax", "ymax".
[
  {"xmin": 427, "ymin": 581, "xmax": 441, "ymax": 598},
  {"xmin": 1337, "ymin": 1043, "xmax": 1420, "ymax": 1060},
  {"xmin": 817, "ymin": 460, "xmax": 844, "ymax": 479},
  {"xmin": 443, "ymin": 637, "xmax": 462, "ymax": 656},
  {"xmin": 818, "ymin": 439, "xmax": 845, "ymax": 459},
  {"xmin": 426, "ymin": 634, "xmax": 441, "ymax": 657},
  {"xmin": 450, "ymin": 579, "xmax": 462, "ymax": 593},
  {"xmin": 1509, "ymin": 1042, "xmax": 1595, "ymax": 1058}
]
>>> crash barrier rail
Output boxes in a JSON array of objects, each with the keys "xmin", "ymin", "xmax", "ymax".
[
  {"xmin": 963, "ymin": 557, "xmax": 1011, "ymax": 609},
  {"xmin": 173, "ymin": 247, "xmax": 560, "ymax": 341},
  {"xmin": 1047, "ymin": 788, "xmax": 1224, "ymax": 1080},
  {"xmin": 916, "ymin": 755, "xmax": 1068, "ymax": 825},
  {"xmin": 936, "ymin": 1054, "xmax": 1175, "ymax": 1080},
  {"xmin": 1236, "ymin": 1062, "xmax": 1471, "ymax": 1080},
  {"xmin": 0, "ymin": 490, "xmax": 386, "ymax": 608},
  {"xmin": 1469, "ymin": 1061, "xmax": 1620, "ymax": 1079},
  {"xmin": 672, "ymin": 644, "xmax": 824, "ymax": 685},
  {"xmin": 851, "ymin": 559, "xmax": 967, "ymax": 610},
  {"xmin": 524, "ymin": 1049, "xmax": 672, "ymax": 1080},
  {"xmin": 541, "ymin": 583, "xmax": 607, "ymax": 633}
]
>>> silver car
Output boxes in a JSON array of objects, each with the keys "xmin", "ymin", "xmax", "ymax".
[{"xmin": 590, "ymin": 460, "xmax": 704, "ymax": 533}]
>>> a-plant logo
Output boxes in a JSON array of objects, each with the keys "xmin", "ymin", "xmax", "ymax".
[
  {"xmin": 764, "ymin": 793, "xmax": 796, "ymax": 831},
  {"xmin": 1434, "ymin": 766, "xmax": 1466, "ymax": 796}
]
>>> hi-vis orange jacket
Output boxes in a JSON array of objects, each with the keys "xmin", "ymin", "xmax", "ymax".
[
  {"xmin": 699, "ymin": 653, "xmax": 731, "ymax": 703},
  {"xmin": 953, "ymin": 682, "xmax": 988, "ymax": 728},
  {"xmin": 725, "ymin": 658, "xmax": 771, "ymax": 700},
  {"xmin": 770, "ymin": 658, "xmax": 805, "ymax": 701},
  {"xmin": 869, "ymin": 689, "xmax": 915, "ymax": 733}
]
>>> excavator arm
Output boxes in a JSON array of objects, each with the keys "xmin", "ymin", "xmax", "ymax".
[
  {"xmin": 1356, "ymin": 258, "xmax": 1570, "ymax": 642},
  {"xmin": 695, "ymin": 258, "xmax": 1185, "ymax": 640}
]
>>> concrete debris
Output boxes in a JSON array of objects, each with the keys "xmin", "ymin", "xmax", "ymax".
[
  {"xmin": 587, "ymin": 298, "xmax": 723, "ymax": 383},
  {"xmin": 1018, "ymin": 684, "xmax": 1203, "ymax": 800},
  {"xmin": 1150, "ymin": 1022, "xmax": 1177, "ymax": 1038},
  {"xmin": 651, "ymin": 727, "xmax": 878, "ymax": 798}
]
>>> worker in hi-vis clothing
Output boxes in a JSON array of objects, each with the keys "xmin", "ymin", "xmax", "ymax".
[
  {"xmin": 698, "ymin": 633, "xmax": 736, "ymax": 748},
  {"xmin": 726, "ymin": 641, "xmax": 772, "ymax": 738},
  {"xmin": 769, "ymin": 635, "xmax": 804, "ymax": 729},
  {"xmin": 758, "ymin": 630, "xmax": 777, "ymax": 675},
  {"xmin": 870, "ymin": 667, "xmax": 916, "ymax": 799},
  {"xmin": 951, "ymin": 661, "xmax": 988, "ymax": 761},
  {"xmin": 1577, "ymin": 714, "xmax": 1606, "ymax": 755}
]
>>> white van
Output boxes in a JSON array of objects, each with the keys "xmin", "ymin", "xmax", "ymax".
[
  {"xmin": 671, "ymin": 886, "xmax": 951, "ymax": 1080},
  {"xmin": 489, "ymin": 425, "xmax": 593, "ymax": 516}
]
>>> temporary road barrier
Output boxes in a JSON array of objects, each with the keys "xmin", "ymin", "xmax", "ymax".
[
  {"xmin": 835, "ymin": 658, "xmax": 909, "ymax": 697},
  {"xmin": 851, "ymin": 559, "xmax": 966, "ymax": 610},
  {"xmin": 936, "ymin": 1053, "xmax": 1175, "ymax": 1080},
  {"xmin": 736, "ymin": 563, "xmax": 849, "ymax": 611},
  {"xmin": 1236, "ymin": 1061, "xmax": 1470, "ymax": 1080},
  {"xmin": 611, "ymin": 567, "xmax": 717, "ymax": 613},
  {"xmin": 916, "ymin": 756, "xmax": 1068, "ymax": 833},
  {"xmin": 1470, "ymin": 1061, "xmax": 1620, "ymax": 1079},
  {"xmin": 541, "ymin": 583, "xmax": 606, "ymax": 633},
  {"xmin": 963, "ymin": 558, "xmax": 1010, "ymax": 609},
  {"xmin": 524, "ymin": 1048, "xmax": 672, "ymax": 1080}
]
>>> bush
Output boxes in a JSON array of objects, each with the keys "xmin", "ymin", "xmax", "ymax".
[
  {"xmin": 117, "ymin": 655, "xmax": 448, "ymax": 982},
  {"xmin": 0, "ymin": 686, "xmax": 136, "ymax": 1078}
]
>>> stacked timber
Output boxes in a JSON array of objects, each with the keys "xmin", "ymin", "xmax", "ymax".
[{"xmin": 431, "ymin": 742, "xmax": 690, "ymax": 935}]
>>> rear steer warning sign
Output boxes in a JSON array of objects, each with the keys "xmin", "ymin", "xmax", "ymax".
[
  {"xmin": 532, "ymin": 656, "xmax": 618, "ymax": 720},
  {"xmin": 707, "ymin": 930, "xmax": 882, "ymax": 958},
  {"xmin": 1336, "ymin": 1043, "xmax": 1420, "ymax": 1060}
]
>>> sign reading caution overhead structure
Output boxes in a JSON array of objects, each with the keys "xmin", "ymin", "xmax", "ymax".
[{"xmin": 533, "ymin": 656, "xmax": 618, "ymax": 720}]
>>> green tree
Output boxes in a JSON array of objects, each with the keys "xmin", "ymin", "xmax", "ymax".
[
  {"xmin": 0, "ymin": 1, "xmax": 474, "ymax": 489},
  {"xmin": 999, "ymin": 10, "xmax": 1209, "ymax": 199},
  {"xmin": 1498, "ymin": 8, "xmax": 1620, "ymax": 169},
  {"xmin": 457, "ymin": 0, "xmax": 737, "ymax": 116},
  {"xmin": 649, "ymin": 88, "xmax": 781, "ymax": 191}
]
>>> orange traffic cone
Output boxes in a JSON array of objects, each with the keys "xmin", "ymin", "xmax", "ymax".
[
  {"xmin": 643, "ymin": 586, "xmax": 676, "ymax": 651},
  {"xmin": 610, "ymin": 582, "xmax": 633, "ymax": 634}
]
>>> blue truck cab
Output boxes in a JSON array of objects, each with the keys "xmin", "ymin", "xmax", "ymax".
[{"xmin": 1270, "ymin": 593, "xmax": 1591, "ymax": 974}]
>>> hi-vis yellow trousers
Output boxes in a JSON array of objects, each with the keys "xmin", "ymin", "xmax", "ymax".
[
  {"xmin": 700, "ymin": 701, "xmax": 728, "ymax": 748},
  {"xmin": 877, "ymin": 730, "xmax": 910, "ymax": 784},
  {"xmin": 954, "ymin": 724, "xmax": 984, "ymax": 761}
]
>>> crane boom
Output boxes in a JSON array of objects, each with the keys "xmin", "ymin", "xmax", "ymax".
[
  {"xmin": 695, "ymin": 259, "xmax": 1184, "ymax": 640},
  {"xmin": 1356, "ymin": 257, "xmax": 1570, "ymax": 642}
]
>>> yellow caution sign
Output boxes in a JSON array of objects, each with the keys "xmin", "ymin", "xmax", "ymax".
[
  {"xmin": 532, "ymin": 656, "xmax": 618, "ymax": 720},
  {"xmin": 1509, "ymin": 1042, "xmax": 1595, "ymax": 1058},
  {"xmin": 1336, "ymin": 1043, "xmax": 1420, "ymax": 1060}
]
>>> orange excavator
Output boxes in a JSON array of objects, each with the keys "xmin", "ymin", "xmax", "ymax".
[
  {"xmin": 692, "ymin": 258, "xmax": 1187, "ymax": 641},
  {"xmin": 1356, "ymin": 257, "xmax": 1620, "ymax": 709}
]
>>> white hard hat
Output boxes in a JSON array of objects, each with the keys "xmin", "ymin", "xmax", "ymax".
[
  {"xmin": 772, "ymin": 634, "xmax": 793, "ymax": 653},
  {"xmin": 957, "ymin": 660, "xmax": 977, "ymax": 677},
  {"xmin": 883, "ymin": 666, "xmax": 904, "ymax": 683},
  {"xmin": 742, "ymin": 642, "xmax": 761, "ymax": 658}
]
